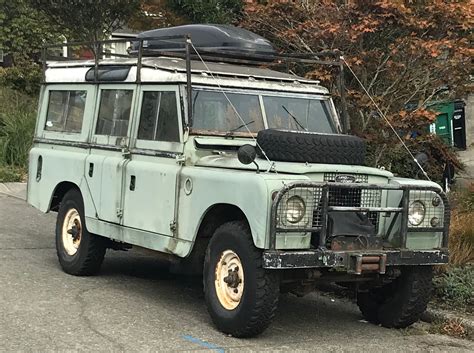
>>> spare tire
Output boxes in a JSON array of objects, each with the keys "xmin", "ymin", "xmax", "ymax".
[{"xmin": 256, "ymin": 129, "xmax": 366, "ymax": 165}]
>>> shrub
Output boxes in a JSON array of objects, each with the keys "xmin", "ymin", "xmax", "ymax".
[
  {"xmin": 0, "ymin": 165, "xmax": 25, "ymax": 183},
  {"xmin": 448, "ymin": 185, "xmax": 474, "ymax": 266},
  {"xmin": 0, "ymin": 61, "xmax": 42, "ymax": 96},
  {"xmin": 0, "ymin": 87, "xmax": 37, "ymax": 168},
  {"xmin": 433, "ymin": 265, "xmax": 474, "ymax": 312}
]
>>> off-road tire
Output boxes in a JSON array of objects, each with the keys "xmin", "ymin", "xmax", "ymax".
[
  {"xmin": 55, "ymin": 189, "xmax": 106, "ymax": 276},
  {"xmin": 357, "ymin": 266, "xmax": 433, "ymax": 328},
  {"xmin": 256, "ymin": 129, "xmax": 366, "ymax": 165},
  {"xmin": 203, "ymin": 221, "xmax": 280, "ymax": 337}
]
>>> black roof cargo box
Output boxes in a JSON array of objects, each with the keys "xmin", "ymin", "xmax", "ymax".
[{"xmin": 131, "ymin": 24, "xmax": 276, "ymax": 61}]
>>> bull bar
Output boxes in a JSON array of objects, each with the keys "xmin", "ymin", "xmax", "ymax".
[{"xmin": 263, "ymin": 182, "xmax": 450, "ymax": 271}]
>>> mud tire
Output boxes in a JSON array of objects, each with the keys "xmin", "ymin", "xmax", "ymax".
[
  {"xmin": 55, "ymin": 189, "xmax": 106, "ymax": 276},
  {"xmin": 203, "ymin": 221, "xmax": 280, "ymax": 337},
  {"xmin": 357, "ymin": 266, "xmax": 433, "ymax": 328}
]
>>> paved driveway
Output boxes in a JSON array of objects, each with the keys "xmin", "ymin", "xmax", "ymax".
[{"xmin": 1, "ymin": 193, "xmax": 473, "ymax": 352}]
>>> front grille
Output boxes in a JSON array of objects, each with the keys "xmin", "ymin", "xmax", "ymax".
[
  {"xmin": 324, "ymin": 173, "xmax": 368, "ymax": 183},
  {"xmin": 319, "ymin": 173, "xmax": 380, "ymax": 229}
]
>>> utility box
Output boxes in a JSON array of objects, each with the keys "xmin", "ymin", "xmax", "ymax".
[{"xmin": 428, "ymin": 100, "xmax": 466, "ymax": 150}]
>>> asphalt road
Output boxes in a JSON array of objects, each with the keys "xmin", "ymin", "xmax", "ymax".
[{"xmin": 1, "ymin": 193, "xmax": 473, "ymax": 352}]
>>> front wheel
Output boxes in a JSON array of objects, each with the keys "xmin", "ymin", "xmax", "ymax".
[
  {"xmin": 357, "ymin": 266, "xmax": 433, "ymax": 328},
  {"xmin": 203, "ymin": 221, "xmax": 280, "ymax": 337},
  {"xmin": 55, "ymin": 189, "xmax": 106, "ymax": 275}
]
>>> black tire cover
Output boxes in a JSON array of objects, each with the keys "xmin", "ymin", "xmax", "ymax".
[{"xmin": 256, "ymin": 129, "xmax": 366, "ymax": 165}]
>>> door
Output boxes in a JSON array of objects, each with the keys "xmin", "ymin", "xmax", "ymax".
[
  {"xmin": 85, "ymin": 85, "xmax": 136, "ymax": 223},
  {"xmin": 122, "ymin": 85, "xmax": 184, "ymax": 236}
]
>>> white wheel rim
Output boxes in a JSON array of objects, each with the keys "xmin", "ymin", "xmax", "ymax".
[
  {"xmin": 61, "ymin": 208, "xmax": 82, "ymax": 256},
  {"xmin": 215, "ymin": 250, "xmax": 244, "ymax": 310}
]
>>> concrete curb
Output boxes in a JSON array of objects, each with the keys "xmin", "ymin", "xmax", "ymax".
[
  {"xmin": 422, "ymin": 307, "xmax": 474, "ymax": 332},
  {"xmin": 0, "ymin": 182, "xmax": 27, "ymax": 201}
]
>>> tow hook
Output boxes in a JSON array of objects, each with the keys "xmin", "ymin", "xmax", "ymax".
[{"xmin": 349, "ymin": 254, "xmax": 387, "ymax": 275}]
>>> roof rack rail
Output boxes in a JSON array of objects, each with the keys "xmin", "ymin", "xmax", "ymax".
[{"xmin": 41, "ymin": 33, "xmax": 348, "ymax": 131}]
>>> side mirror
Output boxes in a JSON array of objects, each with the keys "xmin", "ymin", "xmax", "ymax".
[{"xmin": 237, "ymin": 144, "xmax": 257, "ymax": 165}]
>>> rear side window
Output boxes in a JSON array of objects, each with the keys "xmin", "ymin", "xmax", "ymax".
[
  {"xmin": 95, "ymin": 89, "xmax": 133, "ymax": 136},
  {"xmin": 138, "ymin": 91, "xmax": 180, "ymax": 142},
  {"xmin": 45, "ymin": 90, "xmax": 87, "ymax": 133}
]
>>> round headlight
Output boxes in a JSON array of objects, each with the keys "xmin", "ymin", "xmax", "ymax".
[
  {"xmin": 408, "ymin": 200, "xmax": 425, "ymax": 226},
  {"xmin": 286, "ymin": 196, "xmax": 306, "ymax": 224},
  {"xmin": 432, "ymin": 196, "xmax": 441, "ymax": 207}
]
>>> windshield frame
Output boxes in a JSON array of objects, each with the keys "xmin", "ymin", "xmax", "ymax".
[{"xmin": 188, "ymin": 86, "xmax": 342, "ymax": 137}]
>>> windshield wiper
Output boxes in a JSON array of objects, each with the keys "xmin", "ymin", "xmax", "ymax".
[
  {"xmin": 282, "ymin": 105, "xmax": 307, "ymax": 131},
  {"xmin": 225, "ymin": 120, "xmax": 255, "ymax": 137}
]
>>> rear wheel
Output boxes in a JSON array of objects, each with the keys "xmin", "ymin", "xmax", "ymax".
[
  {"xmin": 203, "ymin": 221, "xmax": 280, "ymax": 337},
  {"xmin": 357, "ymin": 266, "xmax": 433, "ymax": 328},
  {"xmin": 55, "ymin": 189, "xmax": 106, "ymax": 275}
]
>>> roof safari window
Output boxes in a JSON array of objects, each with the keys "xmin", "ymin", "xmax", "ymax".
[
  {"xmin": 45, "ymin": 90, "xmax": 87, "ymax": 133},
  {"xmin": 138, "ymin": 91, "xmax": 180, "ymax": 142},
  {"xmin": 96, "ymin": 89, "xmax": 133, "ymax": 137}
]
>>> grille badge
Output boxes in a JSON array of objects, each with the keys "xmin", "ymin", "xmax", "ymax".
[{"xmin": 335, "ymin": 174, "xmax": 357, "ymax": 183}]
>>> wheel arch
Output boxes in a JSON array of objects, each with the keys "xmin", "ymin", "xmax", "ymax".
[
  {"xmin": 49, "ymin": 181, "xmax": 81, "ymax": 212},
  {"xmin": 178, "ymin": 203, "xmax": 251, "ymax": 273},
  {"xmin": 194, "ymin": 203, "xmax": 249, "ymax": 242}
]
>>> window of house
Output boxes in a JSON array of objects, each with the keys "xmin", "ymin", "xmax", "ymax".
[
  {"xmin": 137, "ymin": 91, "xmax": 180, "ymax": 142},
  {"xmin": 95, "ymin": 89, "xmax": 133, "ymax": 136},
  {"xmin": 45, "ymin": 90, "xmax": 87, "ymax": 133}
]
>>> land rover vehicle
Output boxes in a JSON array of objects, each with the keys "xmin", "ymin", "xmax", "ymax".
[{"xmin": 28, "ymin": 25, "xmax": 450, "ymax": 338}]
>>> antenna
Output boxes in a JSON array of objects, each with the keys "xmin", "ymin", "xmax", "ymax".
[
  {"xmin": 341, "ymin": 56, "xmax": 431, "ymax": 181},
  {"xmin": 189, "ymin": 40, "xmax": 277, "ymax": 173}
]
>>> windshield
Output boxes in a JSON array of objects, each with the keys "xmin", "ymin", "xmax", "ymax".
[
  {"xmin": 263, "ymin": 96, "xmax": 334, "ymax": 133},
  {"xmin": 192, "ymin": 90, "xmax": 264, "ymax": 133},
  {"xmin": 191, "ymin": 89, "xmax": 338, "ymax": 135}
]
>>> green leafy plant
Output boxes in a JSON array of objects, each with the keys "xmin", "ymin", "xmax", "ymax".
[
  {"xmin": 433, "ymin": 265, "xmax": 474, "ymax": 312},
  {"xmin": 0, "ymin": 61, "xmax": 42, "ymax": 96},
  {"xmin": 0, "ymin": 88, "xmax": 37, "ymax": 168},
  {"xmin": 0, "ymin": 165, "xmax": 25, "ymax": 183}
]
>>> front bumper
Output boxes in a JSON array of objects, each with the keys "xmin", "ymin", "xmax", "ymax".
[
  {"xmin": 263, "ymin": 249, "xmax": 449, "ymax": 271},
  {"xmin": 266, "ymin": 181, "xmax": 450, "ymax": 272}
]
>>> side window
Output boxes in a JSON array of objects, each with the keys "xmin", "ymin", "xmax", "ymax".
[
  {"xmin": 45, "ymin": 90, "xmax": 87, "ymax": 133},
  {"xmin": 95, "ymin": 89, "xmax": 133, "ymax": 136},
  {"xmin": 137, "ymin": 91, "xmax": 180, "ymax": 142}
]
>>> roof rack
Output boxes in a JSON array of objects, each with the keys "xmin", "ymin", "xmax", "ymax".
[{"xmin": 41, "ymin": 34, "xmax": 348, "ymax": 131}]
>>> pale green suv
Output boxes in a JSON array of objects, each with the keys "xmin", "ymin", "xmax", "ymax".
[{"xmin": 28, "ymin": 25, "xmax": 449, "ymax": 337}]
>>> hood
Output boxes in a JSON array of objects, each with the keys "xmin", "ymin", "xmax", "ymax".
[{"xmin": 194, "ymin": 154, "xmax": 393, "ymax": 179}]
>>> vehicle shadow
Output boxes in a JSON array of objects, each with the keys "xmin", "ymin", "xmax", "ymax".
[{"xmin": 93, "ymin": 250, "xmax": 365, "ymax": 338}]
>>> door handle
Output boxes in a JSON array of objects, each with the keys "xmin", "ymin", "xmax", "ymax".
[
  {"xmin": 88, "ymin": 163, "xmax": 94, "ymax": 177},
  {"xmin": 130, "ymin": 175, "xmax": 136, "ymax": 191}
]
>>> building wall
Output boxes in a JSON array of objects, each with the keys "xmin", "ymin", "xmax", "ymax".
[{"xmin": 465, "ymin": 94, "xmax": 474, "ymax": 148}]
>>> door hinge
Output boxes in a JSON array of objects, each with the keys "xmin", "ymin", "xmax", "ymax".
[
  {"xmin": 175, "ymin": 154, "xmax": 185, "ymax": 165},
  {"xmin": 116, "ymin": 208, "xmax": 123, "ymax": 218},
  {"xmin": 121, "ymin": 147, "xmax": 131, "ymax": 159},
  {"xmin": 169, "ymin": 220, "xmax": 177, "ymax": 233}
]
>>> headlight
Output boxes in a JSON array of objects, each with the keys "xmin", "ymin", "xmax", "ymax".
[
  {"xmin": 408, "ymin": 200, "xmax": 425, "ymax": 226},
  {"xmin": 286, "ymin": 196, "xmax": 306, "ymax": 224}
]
